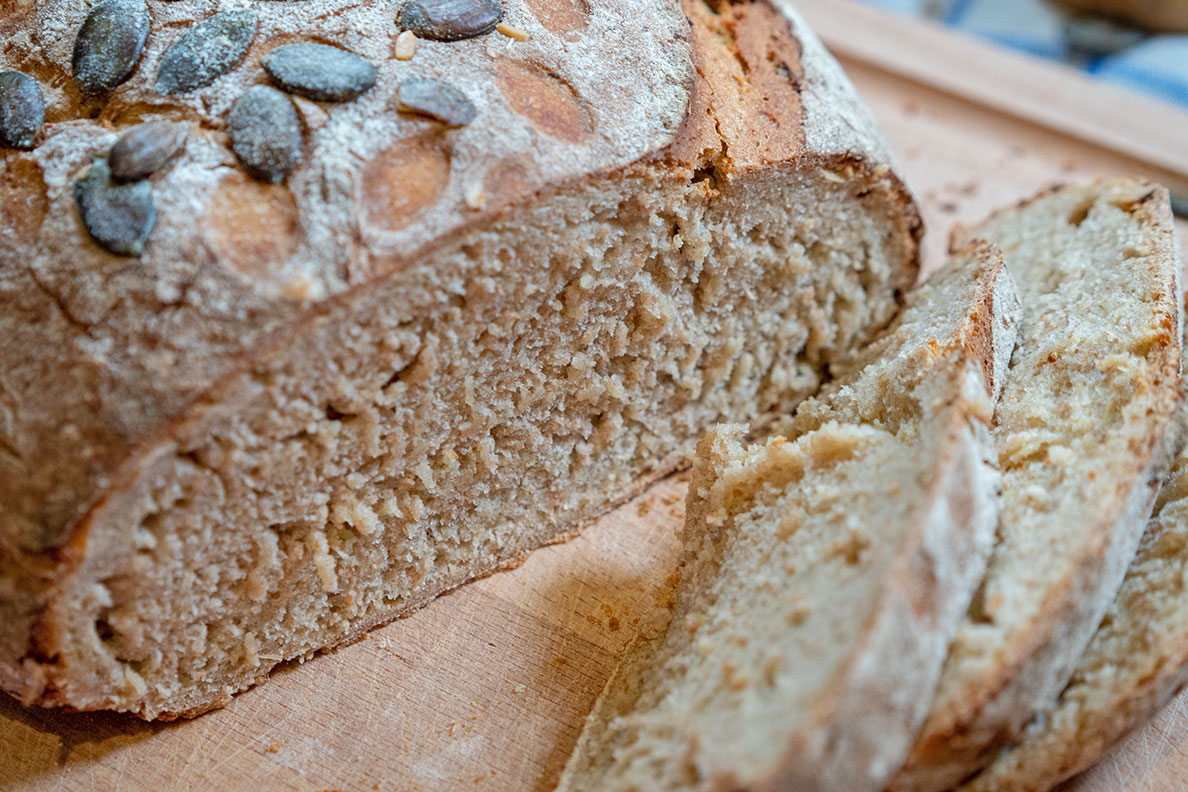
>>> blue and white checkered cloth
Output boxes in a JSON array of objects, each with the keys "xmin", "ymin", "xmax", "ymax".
[{"xmin": 859, "ymin": 0, "xmax": 1188, "ymax": 108}]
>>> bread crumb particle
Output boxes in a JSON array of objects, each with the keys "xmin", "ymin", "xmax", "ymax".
[
  {"xmin": 394, "ymin": 30, "xmax": 417, "ymax": 60},
  {"xmin": 496, "ymin": 22, "xmax": 530, "ymax": 41},
  {"xmin": 308, "ymin": 529, "xmax": 340, "ymax": 593},
  {"xmin": 464, "ymin": 183, "xmax": 486, "ymax": 210}
]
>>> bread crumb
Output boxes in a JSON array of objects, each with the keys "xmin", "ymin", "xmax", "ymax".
[
  {"xmin": 265, "ymin": 741, "xmax": 283, "ymax": 754},
  {"xmin": 464, "ymin": 182, "xmax": 486, "ymax": 211},
  {"xmin": 123, "ymin": 667, "xmax": 148, "ymax": 697},
  {"xmin": 280, "ymin": 274, "xmax": 316, "ymax": 302},
  {"xmin": 243, "ymin": 634, "xmax": 260, "ymax": 666},
  {"xmin": 394, "ymin": 30, "xmax": 417, "ymax": 60},
  {"xmin": 308, "ymin": 529, "xmax": 340, "ymax": 593},
  {"xmin": 332, "ymin": 494, "xmax": 383, "ymax": 537},
  {"xmin": 496, "ymin": 22, "xmax": 530, "ymax": 41}
]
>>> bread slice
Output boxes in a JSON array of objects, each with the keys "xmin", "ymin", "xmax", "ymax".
[
  {"xmin": 555, "ymin": 245, "xmax": 1019, "ymax": 792},
  {"xmin": 892, "ymin": 180, "xmax": 1184, "ymax": 792},
  {"xmin": 957, "ymin": 419, "xmax": 1188, "ymax": 792},
  {"xmin": 0, "ymin": 1, "xmax": 921, "ymax": 719}
]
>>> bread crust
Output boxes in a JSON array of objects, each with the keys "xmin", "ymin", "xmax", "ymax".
[
  {"xmin": 1, "ymin": 0, "xmax": 921, "ymax": 717},
  {"xmin": 892, "ymin": 180, "xmax": 1185, "ymax": 792}
]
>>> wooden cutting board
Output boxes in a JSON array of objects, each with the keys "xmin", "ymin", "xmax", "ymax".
[{"xmin": 4, "ymin": 4, "xmax": 1188, "ymax": 790}]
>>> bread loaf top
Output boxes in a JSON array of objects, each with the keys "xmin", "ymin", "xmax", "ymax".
[{"xmin": 0, "ymin": 0, "xmax": 915, "ymax": 554}]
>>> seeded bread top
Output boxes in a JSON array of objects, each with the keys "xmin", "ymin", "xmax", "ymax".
[{"xmin": 0, "ymin": 0, "xmax": 913, "ymax": 554}]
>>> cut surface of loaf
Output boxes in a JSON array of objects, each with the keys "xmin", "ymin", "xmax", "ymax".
[
  {"xmin": 555, "ymin": 245, "xmax": 1019, "ymax": 792},
  {"xmin": 959, "ymin": 419, "xmax": 1188, "ymax": 792},
  {"xmin": 776, "ymin": 238, "xmax": 1018, "ymax": 437},
  {"xmin": 0, "ymin": 1, "xmax": 920, "ymax": 718},
  {"xmin": 892, "ymin": 180, "xmax": 1184, "ymax": 792}
]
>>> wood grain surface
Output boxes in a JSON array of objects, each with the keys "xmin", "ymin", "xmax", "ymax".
[{"xmin": 4, "ymin": 4, "xmax": 1188, "ymax": 790}]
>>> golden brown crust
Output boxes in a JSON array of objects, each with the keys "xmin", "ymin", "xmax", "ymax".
[{"xmin": 666, "ymin": 0, "xmax": 805, "ymax": 171}]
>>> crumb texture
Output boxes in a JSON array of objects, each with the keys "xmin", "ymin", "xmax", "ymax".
[
  {"xmin": 960, "ymin": 430, "xmax": 1188, "ymax": 792},
  {"xmin": 557, "ymin": 246, "xmax": 1014, "ymax": 792}
]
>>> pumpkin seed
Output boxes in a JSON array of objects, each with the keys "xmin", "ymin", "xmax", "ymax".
[
  {"xmin": 75, "ymin": 158, "xmax": 156, "ymax": 256},
  {"xmin": 263, "ymin": 43, "xmax": 377, "ymax": 103},
  {"xmin": 397, "ymin": 77, "xmax": 476, "ymax": 127},
  {"xmin": 396, "ymin": 0, "xmax": 503, "ymax": 42},
  {"xmin": 228, "ymin": 85, "xmax": 303, "ymax": 183},
  {"xmin": 109, "ymin": 122, "xmax": 188, "ymax": 181},
  {"xmin": 0, "ymin": 71, "xmax": 45, "ymax": 149},
  {"xmin": 72, "ymin": 0, "xmax": 150, "ymax": 95},
  {"xmin": 156, "ymin": 9, "xmax": 257, "ymax": 95}
]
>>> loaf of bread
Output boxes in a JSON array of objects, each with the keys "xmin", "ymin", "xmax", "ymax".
[
  {"xmin": 892, "ymin": 181, "xmax": 1184, "ymax": 792},
  {"xmin": 0, "ymin": 1, "xmax": 920, "ymax": 718},
  {"xmin": 959, "ymin": 415, "xmax": 1188, "ymax": 792},
  {"xmin": 556, "ymin": 243, "xmax": 1018, "ymax": 792}
]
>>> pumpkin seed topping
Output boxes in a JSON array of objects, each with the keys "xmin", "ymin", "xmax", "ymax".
[
  {"xmin": 228, "ymin": 85, "xmax": 304, "ymax": 184},
  {"xmin": 397, "ymin": 77, "xmax": 477, "ymax": 127},
  {"xmin": 263, "ymin": 43, "xmax": 378, "ymax": 103},
  {"xmin": 156, "ymin": 10, "xmax": 258, "ymax": 96},
  {"xmin": 75, "ymin": 158, "xmax": 157, "ymax": 256},
  {"xmin": 0, "ymin": 71, "xmax": 46, "ymax": 150},
  {"xmin": 396, "ymin": 0, "xmax": 504, "ymax": 43},
  {"xmin": 109, "ymin": 122, "xmax": 189, "ymax": 182},
  {"xmin": 72, "ymin": 0, "xmax": 151, "ymax": 95}
]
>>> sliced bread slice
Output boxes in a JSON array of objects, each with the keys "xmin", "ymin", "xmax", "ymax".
[
  {"xmin": 958, "ymin": 422, "xmax": 1188, "ymax": 792},
  {"xmin": 892, "ymin": 180, "xmax": 1184, "ymax": 792},
  {"xmin": 555, "ymin": 245, "xmax": 1019, "ymax": 792}
]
